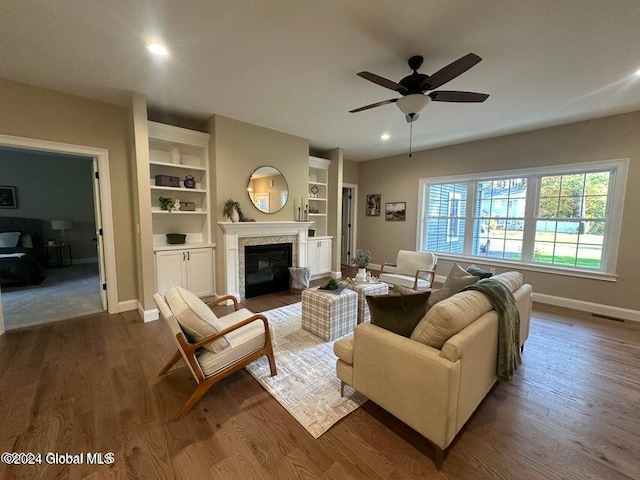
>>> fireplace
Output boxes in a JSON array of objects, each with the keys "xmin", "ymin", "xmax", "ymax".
[{"xmin": 244, "ymin": 243, "xmax": 292, "ymax": 298}]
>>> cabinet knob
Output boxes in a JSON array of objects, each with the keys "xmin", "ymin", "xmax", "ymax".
[
  {"xmin": 187, "ymin": 251, "xmax": 190, "ymax": 261},
  {"xmin": 183, "ymin": 252, "xmax": 186, "ymax": 261}
]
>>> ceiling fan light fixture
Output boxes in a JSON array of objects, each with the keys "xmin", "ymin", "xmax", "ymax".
[{"xmin": 396, "ymin": 94, "xmax": 430, "ymax": 116}]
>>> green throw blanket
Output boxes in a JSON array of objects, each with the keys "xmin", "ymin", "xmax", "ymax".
[{"xmin": 462, "ymin": 279, "xmax": 522, "ymax": 382}]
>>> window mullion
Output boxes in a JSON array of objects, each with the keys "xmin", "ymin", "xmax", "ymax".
[
  {"xmin": 463, "ymin": 180, "xmax": 476, "ymax": 255},
  {"xmin": 521, "ymin": 175, "xmax": 539, "ymax": 262}
]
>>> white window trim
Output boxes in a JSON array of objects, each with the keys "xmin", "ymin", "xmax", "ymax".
[{"xmin": 416, "ymin": 158, "xmax": 628, "ymax": 279}]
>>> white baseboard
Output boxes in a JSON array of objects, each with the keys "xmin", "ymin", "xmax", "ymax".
[
  {"xmin": 532, "ymin": 292, "xmax": 640, "ymax": 323},
  {"xmin": 118, "ymin": 299, "xmax": 138, "ymax": 312},
  {"xmin": 330, "ymin": 271, "xmax": 342, "ymax": 279},
  {"xmin": 137, "ymin": 302, "xmax": 159, "ymax": 322}
]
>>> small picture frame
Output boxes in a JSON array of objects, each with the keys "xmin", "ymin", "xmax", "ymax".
[
  {"xmin": 385, "ymin": 202, "xmax": 406, "ymax": 221},
  {"xmin": 366, "ymin": 194, "xmax": 381, "ymax": 216},
  {"xmin": 0, "ymin": 186, "xmax": 17, "ymax": 209}
]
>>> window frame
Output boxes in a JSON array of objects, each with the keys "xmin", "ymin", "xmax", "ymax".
[{"xmin": 416, "ymin": 158, "xmax": 628, "ymax": 281}]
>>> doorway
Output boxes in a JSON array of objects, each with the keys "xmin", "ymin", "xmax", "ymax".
[
  {"xmin": 341, "ymin": 184, "xmax": 358, "ymax": 266},
  {"xmin": 0, "ymin": 134, "xmax": 118, "ymax": 334}
]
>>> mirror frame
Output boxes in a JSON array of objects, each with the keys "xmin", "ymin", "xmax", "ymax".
[{"xmin": 247, "ymin": 165, "xmax": 289, "ymax": 214}]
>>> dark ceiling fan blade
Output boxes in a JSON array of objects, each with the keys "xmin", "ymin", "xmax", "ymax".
[
  {"xmin": 357, "ymin": 72, "xmax": 408, "ymax": 93},
  {"xmin": 420, "ymin": 53, "xmax": 482, "ymax": 90},
  {"xmin": 428, "ymin": 91, "xmax": 489, "ymax": 103},
  {"xmin": 349, "ymin": 98, "xmax": 398, "ymax": 113}
]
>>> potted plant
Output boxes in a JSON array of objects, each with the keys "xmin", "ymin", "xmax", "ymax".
[
  {"xmin": 351, "ymin": 249, "xmax": 372, "ymax": 283},
  {"xmin": 159, "ymin": 196, "xmax": 179, "ymax": 212},
  {"xmin": 223, "ymin": 199, "xmax": 241, "ymax": 222}
]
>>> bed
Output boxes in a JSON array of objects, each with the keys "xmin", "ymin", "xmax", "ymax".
[{"xmin": 0, "ymin": 217, "xmax": 48, "ymax": 286}]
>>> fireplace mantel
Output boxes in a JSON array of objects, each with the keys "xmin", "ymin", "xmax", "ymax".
[{"xmin": 218, "ymin": 221, "xmax": 314, "ymax": 297}]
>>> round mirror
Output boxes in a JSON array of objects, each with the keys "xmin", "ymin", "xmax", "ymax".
[{"xmin": 247, "ymin": 166, "xmax": 289, "ymax": 214}]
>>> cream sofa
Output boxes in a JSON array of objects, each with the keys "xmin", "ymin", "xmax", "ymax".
[{"xmin": 333, "ymin": 272, "xmax": 532, "ymax": 468}]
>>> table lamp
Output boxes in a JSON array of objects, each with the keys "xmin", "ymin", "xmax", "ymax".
[{"xmin": 51, "ymin": 219, "xmax": 73, "ymax": 244}]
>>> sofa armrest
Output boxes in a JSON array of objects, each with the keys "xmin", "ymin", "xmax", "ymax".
[{"xmin": 353, "ymin": 323, "xmax": 461, "ymax": 449}]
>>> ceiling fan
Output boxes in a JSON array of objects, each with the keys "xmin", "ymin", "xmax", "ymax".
[{"xmin": 350, "ymin": 53, "xmax": 489, "ymax": 123}]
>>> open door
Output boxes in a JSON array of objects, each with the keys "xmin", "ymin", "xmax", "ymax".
[
  {"xmin": 341, "ymin": 187, "xmax": 353, "ymax": 265},
  {"xmin": 93, "ymin": 158, "xmax": 108, "ymax": 311}
]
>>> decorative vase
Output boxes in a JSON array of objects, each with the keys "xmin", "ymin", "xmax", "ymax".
[
  {"xmin": 183, "ymin": 175, "xmax": 196, "ymax": 189},
  {"xmin": 169, "ymin": 147, "xmax": 182, "ymax": 164},
  {"xmin": 356, "ymin": 267, "xmax": 367, "ymax": 283},
  {"xmin": 231, "ymin": 207, "xmax": 240, "ymax": 223}
]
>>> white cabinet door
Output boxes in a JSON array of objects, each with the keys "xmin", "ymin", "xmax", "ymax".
[
  {"xmin": 317, "ymin": 239, "xmax": 332, "ymax": 274},
  {"xmin": 156, "ymin": 250, "xmax": 186, "ymax": 296},
  {"xmin": 186, "ymin": 248, "xmax": 214, "ymax": 297},
  {"xmin": 307, "ymin": 240, "xmax": 319, "ymax": 275}
]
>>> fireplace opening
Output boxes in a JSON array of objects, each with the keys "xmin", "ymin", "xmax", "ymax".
[{"xmin": 244, "ymin": 243, "xmax": 292, "ymax": 298}]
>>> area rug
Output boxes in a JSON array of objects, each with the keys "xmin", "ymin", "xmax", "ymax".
[{"xmin": 245, "ymin": 302, "xmax": 367, "ymax": 438}]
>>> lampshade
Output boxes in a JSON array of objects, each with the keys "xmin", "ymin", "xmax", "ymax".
[
  {"xmin": 396, "ymin": 94, "xmax": 430, "ymax": 116},
  {"xmin": 51, "ymin": 219, "xmax": 73, "ymax": 231}
]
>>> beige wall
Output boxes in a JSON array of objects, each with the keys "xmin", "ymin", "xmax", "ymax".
[
  {"xmin": 357, "ymin": 110, "xmax": 640, "ymax": 311},
  {"xmin": 0, "ymin": 78, "xmax": 137, "ymax": 302},
  {"xmin": 343, "ymin": 159, "xmax": 360, "ymax": 185},
  {"xmin": 209, "ymin": 115, "xmax": 309, "ymax": 292}
]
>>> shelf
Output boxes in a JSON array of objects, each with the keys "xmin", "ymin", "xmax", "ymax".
[
  {"xmin": 149, "ymin": 161, "xmax": 206, "ymax": 171},
  {"xmin": 308, "ymin": 213, "xmax": 327, "ymax": 217},
  {"xmin": 152, "ymin": 210, "xmax": 207, "ymax": 215},
  {"xmin": 151, "ymin": 186, "xmax": 206, "ymax": 193},
  {"xmin": 309, "ymin": 197, "xmax": 327, "ymax": 201},
  {"xmin": 309, "ymin": 181, "xmax": 327, "ymax": 187},
  {"xmin": 153, "ymin": 242, "xmax": 215, "ymax": 252}
]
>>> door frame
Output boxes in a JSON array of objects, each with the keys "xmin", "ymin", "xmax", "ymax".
[
  {"xmin": 0, "ymin": 134, "xmax": 119, "ymax": 335},
  {"xmin": 342, "ymin": 183, "xmax": 358, "ymax": 266}
]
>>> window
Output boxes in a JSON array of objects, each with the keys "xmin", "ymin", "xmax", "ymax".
[{"xmin": 418, "ymin": 159, "xmax": 627, "ymax": 276}]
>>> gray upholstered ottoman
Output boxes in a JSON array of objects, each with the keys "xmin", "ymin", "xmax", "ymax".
[
  {"xmin": 301, "ymin": 287, "xmax": 357, "ymax": 341},
  {"xmin": 342, "ymin": 281, "xmax": 389, "ymax": 323}
]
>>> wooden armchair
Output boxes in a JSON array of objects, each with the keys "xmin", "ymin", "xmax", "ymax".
[
  {"xmin": 379, "ymin": 250, "xmax": 437, "ymax": 290},
  {"xmin": 154, "ymin": 289, "xmax": 277, "ymax": 420}
]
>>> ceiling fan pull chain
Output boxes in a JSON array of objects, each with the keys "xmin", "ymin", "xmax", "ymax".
[{"xmin": 409, "ymin": 121, "xmax": 413, "ymax": 158}]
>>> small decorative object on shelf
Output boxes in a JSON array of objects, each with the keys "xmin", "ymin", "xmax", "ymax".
[
  {"xmin": 183, "ymin": 175, "xmax": 196, "ymax": 189},
  {"xmin": 310, "ymin": 185, "xmax": 320, "ymax": 196},
  {"xmin": 169, "ymin": 147, "xmax": 182, "ymax": 164},
  {"xmin": 155, "ymin": 175, "xmax": 180, "ymax": 187},
  {"xmin": 166, "ymin": 233, "xmax": 186, "ymax": 244},
  {"xmin": 179, "ymin": 201, "xmax": 195, "ymax": 211},
  {"xmin": 159, "ymin": 196, "xmax": 179, "ymax": 212},
  {"xmin": 352, "ymin": 249, "xmax": 372, "ymax": 283}
]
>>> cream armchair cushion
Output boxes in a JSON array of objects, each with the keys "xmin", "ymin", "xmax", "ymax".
[{"xmin": 380, "ymin": 250, "xmax": 437, "ymax": 290}]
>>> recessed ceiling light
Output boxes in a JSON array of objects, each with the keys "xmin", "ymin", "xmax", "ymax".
[
  {"xmin": 380, "ymin": 133, "xmax": 391, "ymax": 141},
  {"xmin": 635, "ymin": 69, "xmax": 640, "ymax": 76},
  {"xmin": 147, "ymin": 42, "xmax": 169, "ymax": 57}
]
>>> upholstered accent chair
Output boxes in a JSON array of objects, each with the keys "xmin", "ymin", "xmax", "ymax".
[
  {"xmin": 154, "ymin": 287, "xmax": 277, "ymax": 420},
  {"xmin": 379, "ymin": 250, "xmax": 437, "ymax": 290}
]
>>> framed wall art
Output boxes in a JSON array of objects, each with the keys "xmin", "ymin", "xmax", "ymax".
[
  {"xmin": 0, "ymin": 186, "xmax": 17, "ymax": 209},
  {"xmin": 366, "ymin": 194, "xmax": 381, "ymax": 216},
  {"xmin": 385, "ymin": 201, "xmax": 406, "ymax": 221}
]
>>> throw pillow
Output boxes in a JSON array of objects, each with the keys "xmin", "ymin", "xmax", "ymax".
[
  {"xmin": 289, "ymin": 266, "xmax": 310, "ymax": 292},
  {"xmin": 466, "ymin": 264, "xmax": 493, "ymax": 279},
  {"xmin": 443, "ymin": 263, "xmax": 479, "ymax": 295},
  {"xmin": 164, "ymin": 286, "xmax": 230, "ymax": 353},
  {"xmin": 0, "ymin": 231, "xmax": 21, "ymax": 248},
  {"xmin": 427, "ymin": 287, "xmax": 451, "ymax": 308},
  {"xmin": 411, "ymin": 290, "xmax": 493, "ymax": 349},
  {"xmin": 20, "ymin": 233, "xmax": 33, "ymax": 248},
  {"xmin": 366, "ymin": 291, "xmax": 431, "ymax": 338},
  {"xmin": 491, "ymin": 271, "xmax": 523, "ymax": 293}
]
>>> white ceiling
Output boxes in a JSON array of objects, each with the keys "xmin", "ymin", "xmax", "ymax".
[{"xmin": 1, "ymin": 1, "xmax": 640, "ymax": 161}]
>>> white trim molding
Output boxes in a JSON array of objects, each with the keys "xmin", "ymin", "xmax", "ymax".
[
  {"xmin": 118, "ymin": 299, "xmax": 139, "ymax": 312},
  {"xmin": 532, "ymin": 292, "xmax": 640, "ymax": 323},
  {"xmin": 138, "ymin": 302, "xmax": 159, "ymax": 322},
  {"xmin": 0, "ymin": 133, "xmax": 120, "ymax": 315}
]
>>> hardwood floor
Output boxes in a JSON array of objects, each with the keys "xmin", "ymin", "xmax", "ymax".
[{"xmin": 1, "ymin": 278, "xmax": 639, "ymax": 479}]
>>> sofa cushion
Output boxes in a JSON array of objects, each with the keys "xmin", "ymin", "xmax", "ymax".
[
  {"xmin": 411, "ymin": 290, "xmax": 492, "ymax": 349},
  {"xmin": 492, "ymin": 271, "xmax": 523, "ymax": 293},
  {"xmin": 366, "ymin": 291, "xmax": 431, "ymax": 338},
  {"xmin": 396, "ymin": 250, "xmax": 436, "ymax": 276},
  {"xmin": 466, "ymin": 264, "xmax": 493, "ymax": 279},
  {"xmin": 333, "ymin": 333, "xmax": 354, "ymax": 365},
  {"xmin": 443, "ymin": 263, "xmax": 479, "ymax": 295},
  {"xmin": 165, "ymin": 286, "xmax": 230, "ymax": 353}
]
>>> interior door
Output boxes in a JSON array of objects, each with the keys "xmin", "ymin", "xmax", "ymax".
[
  {"xmin": 92, "ymin": 158, "xmax": 108, "ymax": 310},
  {"xmin": 341, "ymin": 187, "xmax": 353, "ymax": 265}
]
